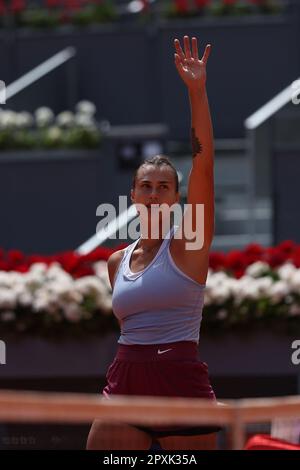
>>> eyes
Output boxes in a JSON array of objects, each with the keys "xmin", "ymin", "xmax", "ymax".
[{"xmin": 141, "ymin": 183, "xmax": 169, "ymax": 189}]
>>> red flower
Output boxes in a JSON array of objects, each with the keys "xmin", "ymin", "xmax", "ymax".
[
  {"xmin": 63, "ymin": 0, "xmax": 81, "ymax": 11},
  {"xmin": 194, "ymin": 0, "xmax": 210, "ymax": 7},
  {"xmin": 10, "ymin": 0, "xmax": 26, "ymax": 13},
  {"xmin": 72, "ymin": 266, "xmax": 95, "ymax": 278},
  {"xmin": 114, "ymin": 242, "xmax": 129, "ymax": 251},
  {"xmin": 244, "ymin": 243, "xmax": 265, "ymax": 256},
  {"xmin": 209, "ymin": 252, "xmax": 226, "ymax": 270},
  {"xmin": 27, "ymin": 254, "xmax": 51, "ymax": 265},
  {"xmin": 85, "ymin": 246, "xmax": 114, "ymax": 263},
  {"xmin": 7, "ymin": 249, "xmax": 26, "ymax": 266},
  {"xmin": 265, "ymin": 247, "xmax": 287, "ymax": 268},
  {"xmin": 0, "ymin": 261, "xmax": 9, "ymax": 271},
  {"xmin": 14, "ymin": 264, "xmax": 29, "ymax": 273},
  {"xmin": 291, "ymin": 247, "xmax": 300, "ymax": 268},
  {"xmin": 243, "ymin": 243, "xmax": 265, "ymax": 265},
  {"xmin": 56, "ymin": 251, "xmax": 81, "ymax": 272},
  {"xmin": 277, "ymin": 240, "xmax": 296, "ymax": 255},
  {"xmin": 175, "ymin": 0, "xmax": 189, "ymax": 13},
  {"xmin": 46, "ymin": 0, "xmax": 62, "ymax": 7},
  {"xmin": 224, "ymin": 250, "xmax": 247, "ymax": 273},
  {"xmin": 0, "ymin": 0, "xmax": 6, "ymax": 15},
  {"xmin": 141, "ymin": 0, "xmax": 149, "ymax": 10},
  {"xmin": 234, "ymin": 269, "xmax": 245, "ymax": 279}
]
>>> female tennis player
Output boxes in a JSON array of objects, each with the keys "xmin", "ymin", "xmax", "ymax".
[{"xmin": 87, "ymin": 35, "xmax": 218, "ymax": 451}]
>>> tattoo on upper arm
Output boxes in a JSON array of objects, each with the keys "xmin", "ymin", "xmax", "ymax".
[{"xmin": 191, "ymin": 128, "xmax": 203, "ymax": 158}]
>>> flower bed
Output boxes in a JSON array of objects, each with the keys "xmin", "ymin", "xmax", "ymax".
[
  {"xmin": 0, "ymin": 0, "xmax": 118, "ymax": 29},
  {"xmin": 166, "ymin": 0, "xmax": 284, "ymax": 18},
  {"xmin": 0, "ymin": 101, "xmax": 104, "ymax": 150},
  {"xmin": 0, "ymin": 239, "xmax": 300, "ymax": 338},
  {"xmin": 0, "ymin": 0, "xmax": 286, "ymax": 30}
]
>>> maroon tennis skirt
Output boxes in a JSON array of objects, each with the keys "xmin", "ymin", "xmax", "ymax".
[{"xmin": 102, "ymin": 340, "xmax": 220, "ymax": 437}]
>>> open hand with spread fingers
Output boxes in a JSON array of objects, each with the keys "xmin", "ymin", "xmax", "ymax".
[{"xmin": 174, "ymin": 36, "xmax": 211, "ymax": 92}]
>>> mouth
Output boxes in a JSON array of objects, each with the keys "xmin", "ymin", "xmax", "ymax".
[{"xmin": 146, "ymin": 203, "xmax": 160, "ymax": 209}]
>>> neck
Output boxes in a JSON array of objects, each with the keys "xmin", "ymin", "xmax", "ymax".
[
  {"xmin": 138, "ymin": 238, "xmax": 162, "ymax": 252},
  {"xmin": 139, "ymin": 223, "xmax": 172, "ymax": 251}
]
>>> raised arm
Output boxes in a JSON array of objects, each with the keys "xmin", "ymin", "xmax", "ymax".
[{"xmin": 174, "ymin": 36, "xmax": 215, "ymax": 249}]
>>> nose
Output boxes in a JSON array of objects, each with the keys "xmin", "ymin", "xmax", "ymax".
[{"xmin": 149, "ymin": 188, "xmax": 159, "ymax": 200}]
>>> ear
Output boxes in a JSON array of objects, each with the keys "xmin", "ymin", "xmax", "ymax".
[{"xmin": 130, "ymin": 188, "xmax": 135, "ymax": 204}]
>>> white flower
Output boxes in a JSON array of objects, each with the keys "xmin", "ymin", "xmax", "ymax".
[
  {"xmin": 290, "ymin": 270, "xmax": 300, "ymax": 291},
  {"xmin": 76, "ymin": 100, "xmax": 96, "ymax": 116},
  {"xmin": 232, "ymin": 276, "xmax": 261, "ymax": 303},
  {"xmin": 74, "ymin": 276, "xmax": 103, "ymax": 294},
  {"xmin": 46, "ymin": 263, "xmax": 73, "ymax": 283},
  {"xmin": 46, "ymin": 280, "xmax": 82, "ymax": 306},
  {"xmin": 63, "ymin": 302, "xmax": 84, "ymax": 323},
  {"xmin": 214, "ymin": 285, "xmax": 231, "ymax": 304},
  {"xmin": 241, "ymin": 283, "xmax": 260, "ymax": 301},
  {"xmin": 246, "ymin": 261, "xmax": 269, "ymax": 278},
  {"xmin": 0, "ymin": 110, "xmax": 18, "ymax": 128},
  {"xmin": 0, "ymin": 289, "xmax": 17, "ymax": 309},
  {"xmin": 29, "ymin": 263, "xmax": 48, "ymax": 276},
  {"xmin": 75, "ymin": 113, "xmax": 96, "ymax": 129},
  {"xmin": 6, "ymin": 272, "xmax": 24, "ymax": 285},
  {"xmin": 0, "ymin": 272, "xmax": 13, "ymax": 288},
  {"xmin": 93, "ymin": 260, "xmax": 107, "ymax": 276},
  {"xmin": 93, "ymin": 261, "xmax": 111, "ymax": 290},
  {"xmin": 35, "ymin": 107, "xmax": 54, "ymax": 127},
  {"xmin": 18, "ymin": 291, "xmax": 33, "ymax": 307},
  {"xmin": 206, "ymin": 271, "xmax": 228, "ymax": 290},
  {"xmin": 255, "ymin": 277, "xmax": 273, "ymax": 296},
  {"xmin": 100, "ymin": 295, "xmax": 113, "ymax": 314},
  {"xmin": 46, "ymin": 126, "xmax": 62, "ymax": 141},
  {"xmin": 205, "ymin": 272, "xmax": 236, "ymax": 305},
  {"xmin": 75, "ymin": 276, "xmax": 109, "ymax": 309},
  {"xmin": 15, "ymin": 111, "xmax": 34, "ymax": 128},
  {"xmin": 32, "ymin": 291, "xmax": 52, "ymax": 312},
  {"xmin": 23, "ymin": 271, "xmax": 45, "ymax": 292},
  {"xmin": 269, "ymin": 281, "xmax": 290, "ymax": 304},
  {"xmin": 56, "ymin": 111, "xmax": 75, "ymax": 128},
  {"xmin": 277, "ymin": 263, "xmax": 297, "ymax": 282}
]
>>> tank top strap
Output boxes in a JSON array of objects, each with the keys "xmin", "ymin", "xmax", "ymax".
[{"xmin": 112, "ymin": 238, "xmax": 138, "ymax": 286}]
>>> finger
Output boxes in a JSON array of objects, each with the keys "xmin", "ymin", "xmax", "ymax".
[
  {"xmin": 191, "ymin": 37, "xmax": 199, "ymax": 60},
  {"xmin": 174, "ymin": 38, "xmax": 185, "ymax": 61},
  {"xmin": 183, "ymin": 35, "xmax": 192, "ymax": 60},
  {"xmin": 201, "ymin": 44, "xmax": 211, "ymax": 65},
  {"xmin": 174, "ymin": 53, "xmax": 185, "ymax": 74}
]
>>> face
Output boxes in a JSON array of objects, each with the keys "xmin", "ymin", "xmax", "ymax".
[
  {"xmin": 131, "ymin": 165, "xmax": 180, "ymax": 235},
  {"xmin": 131, "ymin": 164, "xmax": 179, "ymax": 205}
]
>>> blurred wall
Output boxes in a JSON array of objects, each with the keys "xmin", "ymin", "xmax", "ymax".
[{"xmin": 1, "ymin": 5, "xmax": 299, "ymax": 139}]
